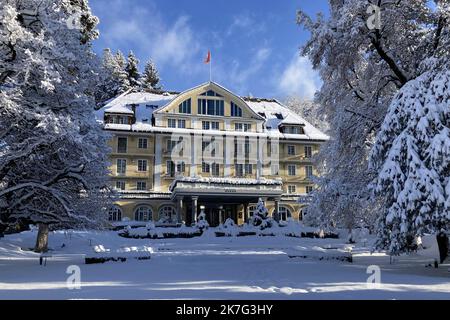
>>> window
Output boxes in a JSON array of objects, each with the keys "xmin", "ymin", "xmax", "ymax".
[
  {"xmin": 135, "ymin": 206, "xmax": 152, "ymax": 221},
  {"xmin": 305, "ymin": 165, "xmax": 313, "ymax": 179},
  {"xmin": 138, "ymin": 138, "xmax": 148, "ymax": 149},
  {"xmin": 235, "ymin": 164, "xmax": 243, "ymax": 177},
  {"xmin": 244, "ymin": 164, "xmax": 253, "ymax": 175},
  {"xmin": 212, "ymin": 163, "xmax": 220, "ymax": 176},
  {"xmin": 119, "ymin": 116, "xmax": 128, "ymax": 124},
  {"xmin": 306, "ymin": 186, "xmax": 314, "ymax": 194},
  {"xmin": 177, "ymin": 119, "xmax": 186, "ymax": 128},
  {"xmin": 159, "ymin": 206, "xmax": 177, "ymax": 223},
  {"xmin": 108, "ymin": 206, "xmax": 122, "ymax": 222},
  {"xmin": 116, "ymin": 159, "xmax": 126, "ymax": 174},
  {"xmin": 248, "ymin": 205, "xmax": 257, "ymax": 217},
  {"xmin": 115, "ymin": 181, "xmax": 125, "ymax": 191},
  {"xmin": 288, "ymin": 185, "xmax": 296, "ymax": 194},
  {"xmin": 231, "ymin": 102, "xmax": 242, "ymax": 117},
  {"xmin": 136, "ymin": 181, "xmax": 147, "ymax": 191},
  {"xmin": 198, "ymin": 99, "xmax": 224, "ymax": 116},
  {"xmin": 305, "ymin": 146, "xmax": 312, "ymax": 158},
  {"xmin": 202, "ymin": 121, "xmax": 210, "ymax": 130},
  {"xmin": 117, "ymin": 137, "xmax": 127, "ymax": 153},
  {"xmin": 288, "ymin": 145, "xmax": 296, "ymax": 155},
  {"xmin": 168, "ymin": 118, "xmax": 177, "ymax": 128},
  {"xmin": 202, "ymin": 162, "xmax": 210, "ymax": 173},
  {"xmin": 166, "ymin": 140, "xmax": 178, "ymax": 152},
  {"xmin": 211, "ymin": 121, "xmax": 219, "ymax": 130},
  {"xmin": 176, "ymin": 161, "xmax": 185, "ymax": 173},
  {"xmin": 235, "ymin": 123, "xmax": 251, "ymax": 132},
  {"xmin": 137, "ymin": 159, "xmax": 147, "ymax": 172},
  {"xmin": 271, "ymin": 164, "xmax": 279, "ymax": 176},
  {"xmin": 279, "ymin": 206, "xmax": 292, "ymax": 221},
  {"xmin": 178, "ymin": 98, "xmax": 191, "ymax": 114},
  {"xmin": 200, "ymin": 90, "xmax": 222, "ymax": 97},
  {"xmin": 288, "ymin": 165, "xmax": 296, "ymax": 176},
  {"xmin": 166, "ymin": 160, "xmax": 175, "ymax": 177}
]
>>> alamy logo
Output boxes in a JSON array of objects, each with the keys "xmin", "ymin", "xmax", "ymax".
[
  {"xmin": 367, "ymin": 5, "xmax": 381, "ymax": 30},
  {"xmin": 66, "ymin": 265, "xmax": 81, "ymax": 290},
  {"xmin": 366, "ymin": 265, "xmax": 381, "ymax": 288}
]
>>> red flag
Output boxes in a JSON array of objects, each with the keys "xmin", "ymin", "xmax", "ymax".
[{"xmin": 204, "ymin": 50, "xmax": 211, "ymax": 64}]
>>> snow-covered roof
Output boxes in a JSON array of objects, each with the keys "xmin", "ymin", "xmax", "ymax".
[
  {"xmin": 169, "ymin": 176, "xmax": 283, "ymax": 192},
  {"xmin": 243, "ymin": 98, "xmax": 329, "ymax": 141},
  {"xmin": 95, "ymin": 85, "xmax": 329, "ymax": 141}
]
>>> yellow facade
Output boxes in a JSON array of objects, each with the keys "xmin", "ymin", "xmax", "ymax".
[{"xmin": 101, "ymin": 82, "xmax": 326, "ymax": 225}]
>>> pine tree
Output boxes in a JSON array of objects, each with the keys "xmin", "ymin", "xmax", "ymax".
[
  {"xmin": 141, "ymin": 59, "xmax": 161, "ymax": 90},
  {"xmin": 369, "ymin": 58, "xmax": 450, "ymax": 254},
  {"xmin": 125, "ymin": 50, "xmax": 141, "ymax": 89},
  {"xmin": 250, "ymin": 198, "xmax": 274, "ymax": 229},
  {"xmin": 115, "ymin": 50, "xmax": 131, "ymax": 92},
  {"xmin": 0, "ymin": 0, "xmax": 113, "ymax": 252}
]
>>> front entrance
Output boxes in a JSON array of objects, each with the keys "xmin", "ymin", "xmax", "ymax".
[
  {"xmin": 186, "ymin": 202, "xmax": 238, "ymax": 227},
  {"xmin": 204, "ymin": 204, "xmax": 237, "ymax": 227}
]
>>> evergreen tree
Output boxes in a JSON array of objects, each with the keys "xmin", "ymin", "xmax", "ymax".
[
  {"xmin": 250, "ymin": 198, "xmax": 274, "ymax": 229},
  {"xmin": 125, "ymin": 50, "xmax": 141, "ymax": 89},
  {"xmin": 141, "ymin": 59, "xmax": 161, "ymax": 90},
  {"xmin": 369, "ymin": 58, "xmax": 450, "ymax": 254},
  {"xmin": 0, "ymin": 0, "xmax": 113, "ymax": 252},
  {"xmin": 115, "ymin": 50, "xmax": 131, "ymax": 92}
]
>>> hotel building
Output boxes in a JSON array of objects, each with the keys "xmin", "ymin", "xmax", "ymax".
[{"xmin": 95, "ymin": 81, "xmax": 328, "ymax": 226}]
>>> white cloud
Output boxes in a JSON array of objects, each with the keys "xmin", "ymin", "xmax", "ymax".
[
  {"xmin": 226, "ymin": 13, "xmax": 266, "ymax": 37},
  {"xmin": 277, "ymin": 55, "xmax": 321, "ymax": 99},
  {"xmin": 217, "ymin": 47, "xmax": 272, "ymax": 94},
  {"xmin": 152, "ymin": 16, "xmax": 201, "ymax": 72},
  {"xmin": 92, "ymin": 0, "xmax": 203, "ymax": 75}
]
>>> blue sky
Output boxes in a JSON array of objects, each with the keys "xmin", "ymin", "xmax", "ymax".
[{"xmin": 89, "ymin": 0, "xmax": 329, "ymax": 99}]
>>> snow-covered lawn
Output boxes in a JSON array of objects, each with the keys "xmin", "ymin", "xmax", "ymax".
[{"xmin": 0, "ymin": 229, "xmax": 449, "ymax": 300}]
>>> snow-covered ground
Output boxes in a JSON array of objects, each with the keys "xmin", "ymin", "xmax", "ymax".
[{"xmin": 0, "ymin": 229, "xmax": 449, "ymax": 300}]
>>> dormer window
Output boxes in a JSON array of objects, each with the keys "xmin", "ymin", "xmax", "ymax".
[{"xmin": 231, "ymin": 102, "xmax": 242, "ymax": 117}]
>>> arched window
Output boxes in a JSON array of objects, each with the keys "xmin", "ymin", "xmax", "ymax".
[
  {"xmin": 158, "ymin": 206, "xmax": 177, "ymax": 223},
  {"xmin": 108, "ymin": 206, "xmax": 122, "ymax": 222},
  {"xmin": 134, "ymin": 206, "xmax": 152, "ymax": 221},
  {"xmin": 279, "ymin": 206, "xmax": 292, "ymax": 221}
]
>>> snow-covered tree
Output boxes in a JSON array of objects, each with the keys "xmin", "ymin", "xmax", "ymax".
[
  {"xmin": 250, "ymin": 198, "xmax": 274, "ymax": 229},
  {"xmin": 95, "ymin": 48, "xmax": 130, "ymax": 104},
  {"xmin": 141, "ymin": 59, "xmax": 161, "ymax": 90},
  {"xmin": 0, "ymin": 0, "xmax": 114, "ymax": 251},
  {"xmin": 196, "ymin": 207, "xmax": 209, "ymax": 231},
  {"xmin": 125, "ymin": 50, "xmax": 141, "ymax": 89},
  {"xmin": 369, "ymin": 58, "xmax": 450, "ymax": 254},
  {"xmin": 298, "ymin": 0, "xmax": 449, "ymax": 235}
]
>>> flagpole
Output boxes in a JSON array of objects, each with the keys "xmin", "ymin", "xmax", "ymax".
[{"xmin": 209, "ymin": 52, "xmax": 212, "ymax": 82}]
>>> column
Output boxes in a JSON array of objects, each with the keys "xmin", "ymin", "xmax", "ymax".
[
  {"xmin": 274, "ymin": 198, "xmax": 280, "ymax": 222},
  {"xmin": 176, "ymin": 196, "xmax": 184, "ymax": 223},
  {"xmin": 243, "ymin": 202, "xmax": 249, "ymax": 223},
  {"xmin": 191, "ymin": 196, "xmax": 198, "ymax": 223}
]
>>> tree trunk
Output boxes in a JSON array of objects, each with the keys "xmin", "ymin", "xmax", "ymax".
[{"xmin": 34, "ymin": 223, "xmax": 49, "ymax": 253}]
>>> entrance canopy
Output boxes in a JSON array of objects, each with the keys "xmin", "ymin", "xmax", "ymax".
[{"xmin": 169, "ymin": 176, "xmax": 283, "ymax": 201}]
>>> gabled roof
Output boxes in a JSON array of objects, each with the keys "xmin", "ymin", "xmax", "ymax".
[{"xmin": 154, "ymin": 81, "xmax": 266, "ymax": 121}]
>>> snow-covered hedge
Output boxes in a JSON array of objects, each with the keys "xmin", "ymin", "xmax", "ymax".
[{"xmin": 118, "ymin": 224, "xmax": 202, "ymax": 239}]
